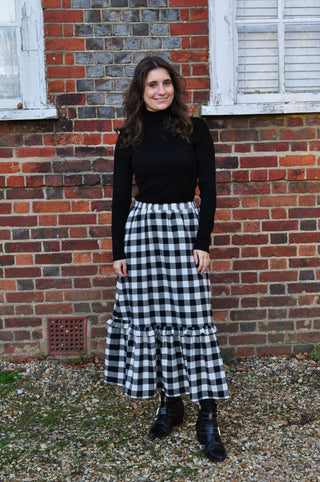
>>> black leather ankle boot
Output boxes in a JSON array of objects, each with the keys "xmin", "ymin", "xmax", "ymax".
[
  {"xmin": 148, "ymin": 394, "xmax": 184, "ymax": 439},
  {"xmin": 196, "ymin": 407, "xmax": 226, "ymax": 462}
]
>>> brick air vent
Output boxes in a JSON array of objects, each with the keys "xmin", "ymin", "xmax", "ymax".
[{"xmin": 47, "ymin": 318, "xmax": 87, "ymax": 356}]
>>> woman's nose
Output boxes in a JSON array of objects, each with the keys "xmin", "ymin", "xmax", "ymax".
[{"xmin": 158, "ymin": 83, "xmax": 165, "ymax": 94}]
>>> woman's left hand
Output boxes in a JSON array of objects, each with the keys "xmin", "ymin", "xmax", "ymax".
[{"xmin": 193, "ymin": 249, "xmax": 210, "ymax": 275}]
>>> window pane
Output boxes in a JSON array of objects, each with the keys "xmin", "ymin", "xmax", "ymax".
[
  {"xmin": 237, "ymin": 25, "xmax": 279, "ymax": 93},
  {"xmin": 285, "ymin": 24, "xmax": 320, "ymax": 92},
  {"xmin": 0, "ymin": 0, "xmax": 16, "ymax": 23},
  {"xmin": 0, "ymin": 28, "xmax": 20, "ymax": 99},
  {"xmin": 285, "ymin": 0, "xmax": 320, "ymax": 17},
  {"xmin": 237, "ymin": 0, "xmax": 278, "ymax": 19}
]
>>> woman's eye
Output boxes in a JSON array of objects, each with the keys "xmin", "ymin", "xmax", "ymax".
[
  {"xmin": 149, "ymin": 83, "xmax": 157, "ymax": 88},
  {"xmin": 164, "ymin": 80, "xmax": 172, "ymax": 86}
]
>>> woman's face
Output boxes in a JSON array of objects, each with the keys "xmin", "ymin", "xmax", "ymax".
[{"xmin": 143, "ymin": 68, "xmax": 174, "ymax": 112}]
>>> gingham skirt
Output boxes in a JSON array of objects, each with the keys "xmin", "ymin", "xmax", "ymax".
[{"xmin": 104, "ymin": 201, "xmax": 229, "ymax": 402}]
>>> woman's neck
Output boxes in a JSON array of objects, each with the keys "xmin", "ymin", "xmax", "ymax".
[{"xmin": 143, "ymin": 107, "xmax": 170, "ymax": 123}]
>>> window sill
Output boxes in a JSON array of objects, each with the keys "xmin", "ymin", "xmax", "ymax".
[
  {"xmin": 201, "ymin": 102, "xmax": 320, "ymax": 116},
  {"xmin": 0, "ymin": 107, "xmax": 58, "ymax": 121}
]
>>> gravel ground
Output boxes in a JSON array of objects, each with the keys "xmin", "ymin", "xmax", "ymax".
[{"xmin": 0, "ymin": 355, "xmax": 320, "ymax": 482}]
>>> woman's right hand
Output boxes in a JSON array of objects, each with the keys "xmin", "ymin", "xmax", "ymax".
[{"xmin": 113, "ymin": 259, "xmax": 128, "ymax": 277}]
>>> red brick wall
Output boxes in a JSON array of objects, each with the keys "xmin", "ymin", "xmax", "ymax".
[
  {"xmin": 209, "ymin": 114, "xmax": 320, "ymax": 358},
  {"xmin": 0, "ymin": 0, "xmax": 319, "ymax": 360}
]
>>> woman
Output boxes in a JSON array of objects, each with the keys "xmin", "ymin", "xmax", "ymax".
[{"xmin": 104, "ymin": 55, "xmax": 229, "ymax": 462}]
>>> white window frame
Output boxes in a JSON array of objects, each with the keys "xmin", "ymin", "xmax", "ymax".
[
  {"xmin": 202, "ymin": 0, "xmax": 320, "ymax": 116},
  {"xmin": 0, "ymin": 0, "xmax": 57, "ymax": 121}
]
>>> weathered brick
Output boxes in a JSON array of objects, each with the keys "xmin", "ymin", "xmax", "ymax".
[
  {"xmin": 229, "ymin": 334, "xmax": 267, "ymax": 346},
  {"xmin": 129, "ymin": 0, "xmax": 147, "ymax": 6},
  {"xmin": 61, "ymin": 265, "xmax": 97, "ymax": 276},
  {"xmin": 44, "ymin": 10, "xmax": 83, "ymax": 22},
  {"xmin": 233, "ymin": 183, "xmax": 271, "ymax": 196},
  {"xmin": 43, "ymin": 267, "xmax": 60, "ymax": 278},
  {"xmin": 231, "ymin": 284, "xmax": 267, "ymax": 295},
  {"xmin": 1, "ymin": 216, "xmax": 38, "ymax": 227},
  {"xmin": 31, "ymin": 227, "xmax": 67, "ymax": 239},
  {"xmin": 256, "ymin": 345, "xmax": 291, "ymax": 357},
  {"xmin": 65, "ymin": 186, "xmax": 102, "ymax": 198},
  {"xmin": 132, "ymin": 23, "xmax": 149, "ymax": 35},
  {"xmin": 52, "ymin": 160, "xmax": 91, "ymax": 173},
  {"xmin": 58, "ymin": 213, "xmax": 97, "ymax": 227},
  {"xmin": 150, "ymin": 23, "xmax": 169, "ymax": 35},
  {"xmin": 0, "ymin": 0, "xmax": 319, "ymax": 361},
  {"xmin": 46, "ymin": 39, "xmax": 85, "ymax": 52},
  {"xmin": 85, "ymin": 10, "xmax": 101, "ymax": 22},
  {"xmin": 61, "ymin": 240, "xmax": 99, "ymax": 251},
  {"xmin": 289, "ymin": 258, "xmax": 320, "ymax": 269},
  {"xmin": 299, "ymin": 270, "xmax": 315, "ymax": 281},
  {"xmin": 4, "ymin": 342, "xmax": 41, "ymax": 356},
  {"xmin": 0, "ymin": 162, "xmax": 20, "ymax": 174},
  {"xmin": 285, "ymin": 331, "xmax": 320, "ymax": 344},
  {"xmin": 98, "ymin": 107, "xmax": 116, "ymax": 118},
  {"xmin": 1, "ymin": 331, "xmax": 14, "ymax": 341},
  {"xmin": 14, "ymin": 331, "xmax": 31, "ymax": 341},
  {"xmin": 5, "ymin": 267, "xmax": 42, "ymax": 279},
  {"xmin": 74, "ymin": 278, "xmax": 92, "ymax": 288},
  {"xmin": 33, "ymin": 201, "xmax": 71, "ymax": 213},
  {"xmin": 233, "ymin": 259, "xmax": 268, "ymax": 271},
  {"xmin": 86, "ymin": 38, "xmax": 104, "ymax": 50},
  {"xmin": 5, "ymin": 318, "xmax": 42, "ymax": 328},
  {"xmin": 114, "ymin": 23, "xmax": 131, "ymax": 36},
  {"xmin": 95, "ymin": 80, "xmax": 113, "ymax": 91},
  {"xmin": 290, "ymin": 232, "xmax": 320, "ymax": 244},
  {"xmin": 239, "ymin": 156, "xmax": 278, "ymax": 169},
  {"xmin": 300, "ymin": 219, "xmax": 317, "ymax": 231},
  {"xmin": 122, "ymin": 9, "xmax": 139, "ymax": 22},
  {"xmin": 35, "ymin": 303, "xmax": 73, "ymax": 315},
  {"xmin": 35, "ymin": 253, "xmax": 73, "ymax": 265},
  {"xmin": 280, "ymin": 154, "xmax": 316, "ymax": 166},
  {"xmin": 260, "ymin": 296, "xmax": 296, "ymax": 307},
  {"xmin": 7, "ymin": 176, "xmax": 25, "ymax": 187},
  {"xmin": 5, "ymin": 242, "xmax": 42, "ymax": 253}
]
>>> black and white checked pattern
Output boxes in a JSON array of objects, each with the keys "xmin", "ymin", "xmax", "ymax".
[{"xmin": 104, "ymin": 201, "xmax": 229, "ymax": 401}]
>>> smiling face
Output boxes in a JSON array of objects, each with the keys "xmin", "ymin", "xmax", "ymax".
[{"xmin": 143, "ymin": 67, "xmax": 175, "ymax": 112}]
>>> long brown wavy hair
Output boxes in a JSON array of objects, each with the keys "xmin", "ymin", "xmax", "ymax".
[{"xmin": 117, "ymin": 56, "xmax": 193, "ymax": 148}]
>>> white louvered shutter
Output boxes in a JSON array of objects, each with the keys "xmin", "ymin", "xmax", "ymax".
[
  {"xmin": 0, "ymin": 1, "xmax": 21, "ymax": 106},
  {"xmin": 0, "ymin": 0, "xmax": 57, "ymax": 120},
  {"xmin": 236, "ymin": 0, "xmax": 320, "ymax": 97},
  {"xmin": 203, "ymin": 0, "xmax": 320, "ymax": 115}
]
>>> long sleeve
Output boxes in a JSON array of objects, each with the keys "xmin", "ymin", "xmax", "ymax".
[
  {"xmin": 111, "ymin": 139, "xmax": 133, "ymax": 261},
  {"xmin": 111, "ymin": 114, "xmax": 216, "ymax": 260},
  {"xmin": 192, "ymin": 117, "xmax": 216, "ymax": 252}
]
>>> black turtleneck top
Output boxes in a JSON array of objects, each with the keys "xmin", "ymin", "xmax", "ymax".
[{"xmin": 112, "ymin": 109, "xmax": 216, "ymax": 261}]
